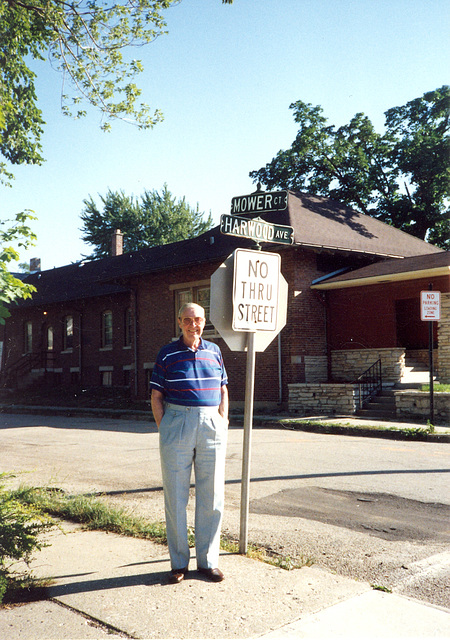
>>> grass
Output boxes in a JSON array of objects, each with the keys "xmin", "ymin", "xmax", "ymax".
[
  {"xmin": 1, "ymin": 574, "xmax": 51, "ymax": 607},
  {"xmin": 11, "ymin": 486, "xmax": 168, "ymax": 544},
  {"xmin": 11, "ymin": 485, "xmax": 311, "ymax": 574},
  {"xmin": 278, "ymin": 418, "xmax": 437, "ymax": 439},
  {"xmin": 421, "ymin": 383, "xmax": 450, "ymax": 392},
  {"xmin": 220, "ymin": 535, "xmax": 313, "ymax": 570},
  {"xmin": 371, "ymin": 584, "xmax": 393, "ymax": 593}
]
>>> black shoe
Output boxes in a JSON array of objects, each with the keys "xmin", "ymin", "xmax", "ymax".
[
  {"xmin": 168, "ymin": 568, "xmax": 188, "ymax": 584},
  {"xmin": 197, "ymin": 567, "xmax": 224, "ymax": 582}
]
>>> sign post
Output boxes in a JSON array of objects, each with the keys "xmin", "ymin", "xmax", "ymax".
[
  {"xmin": 231, "ymin": 248, "xmax": 282, "ymax": 553},
  {"xmin": 239, "ymin": 331, "xmax": 256, "ymax": 554},
  {"xmin": 421, "ymin": 289, "xmax": 441, "ymax": 424},
  {"xmin": 211, "ymin": 192, "xmax": 292, "ymax": 554}
]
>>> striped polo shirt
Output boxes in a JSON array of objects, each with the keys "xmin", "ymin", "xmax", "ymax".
[{"xmin": 150, "ymin": 337, "xmax": 228, "ymax": 407}]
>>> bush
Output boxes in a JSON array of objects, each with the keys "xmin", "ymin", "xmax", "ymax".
[{"xmin": 0, "ymin": 474, "xmax": 54, "ymax": 605}]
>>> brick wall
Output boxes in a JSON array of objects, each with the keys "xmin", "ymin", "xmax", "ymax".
[
  {"xmin": 438, "ymin": 293, "xmax": 450, "ymax": 383},
  {"xmin": 2, "ymin": 292, "xmax": 134, "ymax": 391},
  {"xmin": 135, "ymin": 249, "xmax": 331, "ymax": 405}
]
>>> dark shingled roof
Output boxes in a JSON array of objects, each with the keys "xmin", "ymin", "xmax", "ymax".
[
  {"xmin": 264, "ymin": 192, "xmax": 444, "ymax": 258},
  {"xmin": 18, "ymin": 261, "xmax": 130, "ymax": 307},
  {"xmin": 17, "ymin": 191, "xmax": 442, "ymax": 308}
]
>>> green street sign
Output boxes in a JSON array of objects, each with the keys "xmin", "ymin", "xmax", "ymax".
[
  {"xmin": 230, "ymin": 190, "xmax": 288, "ymax": 214},
  {"xmin": 220, "ymin": 214, "xmax": 294, "ymax": 246}
]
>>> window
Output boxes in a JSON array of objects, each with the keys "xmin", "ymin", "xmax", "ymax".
[
  {"xmin": 63, "ymin": 316, "xmax": 73, "ymax": 350},
  {"xmin": 101, "ymin": 371, "xmax": 113, "ymax": 386},
  {"xmin": 124, "ymin": 307, "xmax": 132, "ymax": 347},
  {"xmin": 172, "ymin": 281, "xmax": 213, "ymax": 334},
  {"xmin": 101, "ymin": 311, "xmax": 113, "ymax": 348},
  {"xmin": 47, "ymin": 326, "xmax": 54, "ymax": 351},
  {"xmin": 24, "ymin": 321, "xmax": 32, "ymax": 353}
]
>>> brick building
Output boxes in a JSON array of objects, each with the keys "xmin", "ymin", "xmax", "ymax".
[{"xmin": 1, "ymin": 191, "xmax": 447, "ymax": 410}]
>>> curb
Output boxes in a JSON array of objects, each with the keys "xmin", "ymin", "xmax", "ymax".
[
  {"xmin": 252, "ymin": 418, "xmax": 450, "ymax": 443},
  {"xmin": 1, "ymin": 404, "xmax": 449, "ymax": 442}
]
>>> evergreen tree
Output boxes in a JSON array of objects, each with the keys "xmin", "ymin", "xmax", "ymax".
[{"xmin": 80, "ymin": 185, "xmax": 213, "ymax": 259}]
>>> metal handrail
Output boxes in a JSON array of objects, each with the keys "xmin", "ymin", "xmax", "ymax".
[
  {"xmin": 0, "ymin": 351, "xmax": 53, "ymax": 388},
  {"xmin": 355, "ymin": 359, "xmax": 382, "ymax": 409}
]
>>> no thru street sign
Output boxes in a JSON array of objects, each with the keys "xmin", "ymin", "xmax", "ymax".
[{"xmin": 232, "ymin": 249, "xmax": 280, "ymax": 332}]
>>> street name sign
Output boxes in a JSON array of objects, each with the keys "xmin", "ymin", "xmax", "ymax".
[
  {"xmin": 230, "ymin": 190, "xmax": 288, "ymax": 214},
  {"xmin": 232, "ymin": 249, "xmax": 280, "ymax": 332},
  {"xmin": 421, "ymin": 290, "xmax": 441, "ymax": 321},
  {"xmin": 220, "ymin": 214, "xmax": 294, "ymax": 246}
]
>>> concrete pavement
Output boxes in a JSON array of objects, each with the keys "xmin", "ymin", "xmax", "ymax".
[
  {"xmin": 1, "ymin": 521, "xmax": 449, "ymax": 640},
  {"xmin": 1, "ymin": 405, "xmax": 449, "ymax": 638}
]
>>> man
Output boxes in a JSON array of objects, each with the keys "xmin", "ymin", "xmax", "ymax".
[{"xmin": 150, "ymin": 302, "xmax": 229, "ymax": 584}]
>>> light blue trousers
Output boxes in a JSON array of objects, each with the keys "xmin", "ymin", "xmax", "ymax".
[{"xmin": 159, "ymin": 403, "xmax": 228, "ymax": 571}]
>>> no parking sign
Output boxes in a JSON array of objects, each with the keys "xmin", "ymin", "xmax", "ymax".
[{"xmin": 421, "ymin": 290, "xmax": 441, "ymax": 321}]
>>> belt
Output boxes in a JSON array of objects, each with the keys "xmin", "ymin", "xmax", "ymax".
[{"xmin": 165, "ymin": 403, "xmax": 219, "ymax": 413}]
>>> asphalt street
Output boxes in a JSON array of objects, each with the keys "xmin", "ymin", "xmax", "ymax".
[{"xmin": 1, "ymin": 411, "xmax": 449, "ymax": 610}]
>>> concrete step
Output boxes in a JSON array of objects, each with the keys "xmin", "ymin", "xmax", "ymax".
[
  {"xmin": 402, "ymin": 359, "xmax": 434, "ymax": 386},
  {"xmin": 372, "ymin": 395, "xmax": 396, "ymax": 405},
  {"xmin": 356, "ymin": 390, "xmax": 396, "ymax": 419}
]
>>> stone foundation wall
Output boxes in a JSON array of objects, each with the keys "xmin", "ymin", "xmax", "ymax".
[
  {"xmin": 395, "ymin": 391, "xmax": 450, "ymax": 425},
  {"xmin": 406, "ymin": 349, "xmax": 438, "ymax": 367},
  {"xmin": 331, "ymin": 348, "xmax": 405, "ymax": 383},
  {"xmin": 288, "ymin": 383, "xmax": 358, "ymax": 415}
]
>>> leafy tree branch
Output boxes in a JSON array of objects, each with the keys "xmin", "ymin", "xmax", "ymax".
[{"xmin": 0, "ymin": 212, "xmax": 37, "ymax": 324}]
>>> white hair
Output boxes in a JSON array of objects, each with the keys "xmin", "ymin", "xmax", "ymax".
[{"xmin": 178, "ymin": 302, "xmax": 205, "ymax": 318}]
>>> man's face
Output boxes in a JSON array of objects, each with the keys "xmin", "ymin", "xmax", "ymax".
[{"xmin": 178, "ymin": 305, "xmax": 206, "ymax": 345}]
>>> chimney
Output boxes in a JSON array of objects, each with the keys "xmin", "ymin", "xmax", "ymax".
[
  {"xmin": 30, "ymin": 257, "xmax": 41, "ymax": 272},
  {"xmin": 111, "ymin": 229, "xmax": 123, "ymax": 256}
]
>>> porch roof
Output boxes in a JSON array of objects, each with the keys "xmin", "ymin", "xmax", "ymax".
[{"xmin": 311, "ymin": 251, "xmax": 450, "ymax": 290}]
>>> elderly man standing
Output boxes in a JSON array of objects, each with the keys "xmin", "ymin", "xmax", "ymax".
[{"xmin": 150, "ymin": 302, "xmax": 229, "ymax": 584}]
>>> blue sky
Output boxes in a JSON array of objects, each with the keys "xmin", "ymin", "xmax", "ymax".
[{"xmin": 3, "ymin": 0, "xmax": 449, "ymax": 270}]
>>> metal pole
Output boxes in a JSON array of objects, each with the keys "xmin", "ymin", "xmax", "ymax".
[
  {"xmin": 239, "ymin": 331, "xmax": 256, "ymax": 554},
  {"xmin": 428, "ymin": 284, "xmax": 434, "ymax": 425},
  {"xmin": 429, "ymin": 319, "xmax": 434, "ymax": 425}
]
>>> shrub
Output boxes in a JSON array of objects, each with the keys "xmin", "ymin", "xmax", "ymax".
[{"xmin": 0, "ymin": 474, "xmax": 54, "ymax": 605}]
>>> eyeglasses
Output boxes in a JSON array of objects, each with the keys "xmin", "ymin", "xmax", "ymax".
[{"xmin": 180, "ymin": 316, "xmax": 205, "ymax": 326}]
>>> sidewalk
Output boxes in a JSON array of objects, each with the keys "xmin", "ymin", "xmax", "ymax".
[{"xmin": 1, "ymin": 522, "xmax": 449, "ymax": 639}]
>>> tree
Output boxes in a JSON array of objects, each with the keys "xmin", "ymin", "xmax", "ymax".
[
  {"xmin": 0, "ymin": 1, "xmax": 232, "ymax": 310},
  {"xmin": 250, "ymin": 87, "xmax": 450, "ymax": 249},
  {"xmin": 0, "ymin": 0, "xmax": 234, "ymax": 185},
  {"xmin": 0, "ymin": 0, "xmax": 179, "ymax": 186},
  {"xmin": 80, "ymin": 185, "xmax": 213, "ymax": 259},
  {"xmin": 0, "ymin": 212, "xmax": 37, "ymax": 325}
]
